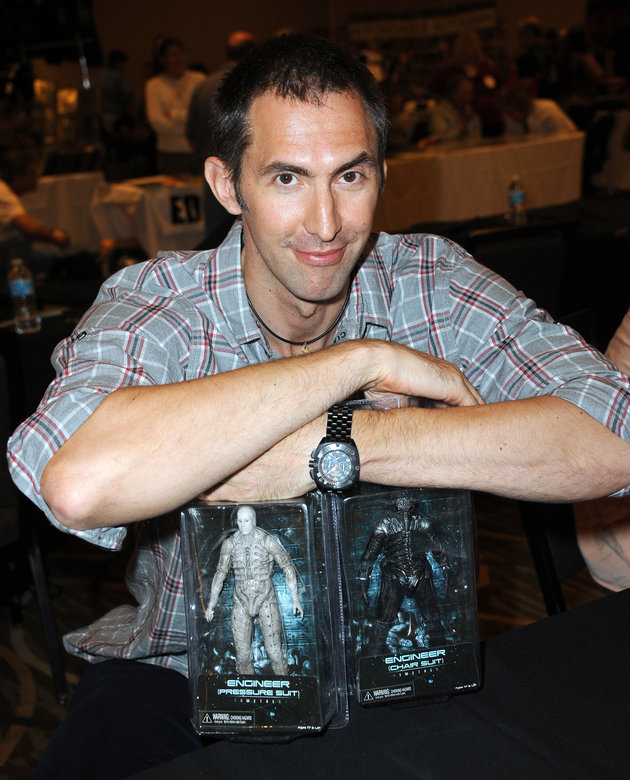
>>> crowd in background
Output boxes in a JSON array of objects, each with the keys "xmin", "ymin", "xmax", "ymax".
[
  {"xmin": 1, "ymin": 3, "xmax": 629, "ymax": 182},
  {"xmin": 1, "ymin": 2, "xmax": 630, "ymax": 266}
]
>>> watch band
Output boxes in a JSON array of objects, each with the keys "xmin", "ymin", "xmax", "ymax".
[{"xmin": 324, "ymin": 405, "xmax": 353, "ymax": 441}]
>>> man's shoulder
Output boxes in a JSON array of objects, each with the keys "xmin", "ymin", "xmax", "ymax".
[
  {"xmin": 368, "ymin": 230, "xmax": 469, "ymax": 268},
  {"xmin": 103, "ymin": 249, "xmax": 213, "ymax": 297}
]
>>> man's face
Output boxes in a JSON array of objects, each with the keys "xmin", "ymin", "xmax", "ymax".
[
  {"xmin": 162, "ymin": 44, "xmax": 186, "ymax": 78},
  {"xmin": 235, "ymin": 91, "xmax": 383, "ymax": 307},
  {"xmin": 236, "ymin": 507, "xmax": 256, "ymax": 535}
]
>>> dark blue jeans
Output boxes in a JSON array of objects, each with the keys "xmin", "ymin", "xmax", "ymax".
[{"xmin": 32, "ymin": 659, "xmax": 203, "ymax": 780}]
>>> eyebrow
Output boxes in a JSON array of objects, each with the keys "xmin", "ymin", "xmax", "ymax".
[{"xmin": 259, "ymin": 151, "xmax": 378, "ymax": 180}]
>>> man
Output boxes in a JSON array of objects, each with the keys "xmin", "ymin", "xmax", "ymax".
[
  {"xmin": 0, "ymin": 146, "xmax": 70, "ymax": 274},
  {"xmin": 186, "ymin": 30, "xmax": 256, "ymax": 245},
  {"xmin": 205, "ymin": 505, "xmax": 303, "ymax": 675},
  {"xmin": 428, "ymin": 72, "xmax": 482, "ymax": 143},
  {"xmin": 8, "ymin": 34, "xmax": 630, "ymax": 778}
]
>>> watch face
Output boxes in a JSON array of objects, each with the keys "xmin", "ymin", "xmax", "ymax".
[
  {"xmin": 312, "ymin": 441, "xmax": 359, "ymax": 490},
  {"xmin": 320, "ymin": 449, "xmax": 354, "ymax": 486}
]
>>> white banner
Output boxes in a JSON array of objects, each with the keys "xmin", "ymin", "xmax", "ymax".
[{"xmin": 348, "ymin": 7, "xmax": 497, "ymax": 42}]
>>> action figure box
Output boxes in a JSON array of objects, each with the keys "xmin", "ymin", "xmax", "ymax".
[
  {"xmin": 180, "ymin": 495, "xmax": 347, "ymax": 739},
  {"xmin": 339, "ymin": 485, "xmax": 481, "ymax": 707}
]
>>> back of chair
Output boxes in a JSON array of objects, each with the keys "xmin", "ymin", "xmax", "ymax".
[
  {"xmin": 518, "ymin": 500, "xmax": 586, "ymax": 615},
  {"xmin": 466, "ymin": 226, "xmax": 567, "ymax": 319}
]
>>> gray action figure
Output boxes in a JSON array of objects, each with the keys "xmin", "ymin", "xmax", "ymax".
[
  {"xmin": 359, "ymin": 496, "xmax": 450, "ymax": 655},
  {"xmin": 205, "ymin": 505, "xmax": 303, "ymax": 675}
]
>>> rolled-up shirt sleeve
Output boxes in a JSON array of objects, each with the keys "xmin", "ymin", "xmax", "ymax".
[
  {"xmin": 7, "ymin": 284, "xmax": 196, "ymax": 549},
  {"xmin": 445, "ymin": 251, "xmax": 630, "ymax": 494}
]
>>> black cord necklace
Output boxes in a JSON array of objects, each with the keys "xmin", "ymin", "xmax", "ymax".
[{"xmin": 247, "ymin": 284, "xmax": 351, "ymax": 354}]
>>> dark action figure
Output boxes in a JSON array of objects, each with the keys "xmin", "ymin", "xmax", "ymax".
[{"xmin": 359, "ymin": 496, "xmax": 450, "ymax": 655}]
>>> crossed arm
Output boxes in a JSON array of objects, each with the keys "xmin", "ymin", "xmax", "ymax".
[{"xmin": 39, "ymin": 339, "xmax": 630, "ymax": 531}]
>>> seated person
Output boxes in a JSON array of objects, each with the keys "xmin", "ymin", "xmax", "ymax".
[
  {"xmin": 577, "ymin": 307, "xmax": 630, "ymax": 592},
  {"xmin": 428, "ymin": 73, "xmax": 482, "ymax": 143},
  {"xmin": 0, "ymin": 146, "xmax": 70, "ymax": 275},
  {"xmin": 503, "ymin": 88, "xmax": 577, "ymax": 135},
  {"xmin": 7, "ymin": 34, "xmax": 630, "ymax": 779}
]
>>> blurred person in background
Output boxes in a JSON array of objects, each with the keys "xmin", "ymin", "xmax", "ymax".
[
  {"xmin": 0, "ymin": 146, "xmax": 70, "ymax": 275},
  {"xmin": 428, "ymin": 73, "xmax": 481, "ymax": 143},
  {"xmin": 145, "ymin": 36, "xmax": 205, "ymax": 176},
  {"xmin": 503, "ymin": 87, "xmax": 577, "ymax": 135},
  {"xmin": 187, "ymin": 30, "xmax": 256, "ymax": 245}
]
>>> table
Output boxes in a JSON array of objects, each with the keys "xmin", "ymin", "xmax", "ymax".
[
  {"xmin": 373, "ymin": 132, "xmax": 585, "ymax": 232},
  {"xmin": 130, "ymin": 589, "xmax": 630, "ymax": 779},
  {"xmin": 90, "ymin": 176, "xmax": 206, "ymax": 259},
  {"xmin": 20, "ymin": 171, "xmax": 104, "ymax": 252}
]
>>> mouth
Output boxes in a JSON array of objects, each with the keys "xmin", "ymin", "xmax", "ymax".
[{"xmin": 293, "ymin": 246, "xmax": 346, "ymax": 266}]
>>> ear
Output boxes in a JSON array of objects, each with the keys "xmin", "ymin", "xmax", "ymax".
[{"xmin": 204, "ymin": 157, "xmax": 242, "ymax": 215}]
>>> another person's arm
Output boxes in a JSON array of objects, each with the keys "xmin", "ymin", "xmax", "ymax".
[{"xmin": 12, "ymin": 211, "xmax": 70, "ymax": 247}]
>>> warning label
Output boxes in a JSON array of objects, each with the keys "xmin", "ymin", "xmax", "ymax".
[
  {"xmin": 363, "ymin": 684, "xmax": 413, "ymax": 703},
  {"xmin": 200, "ymin": 711, "xmax": 254, "ymax": 727}
]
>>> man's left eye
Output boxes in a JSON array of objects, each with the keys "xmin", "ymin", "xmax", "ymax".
[{"xmin": 341, "ymin": 171, "xmax": 361, "ymax": 183}]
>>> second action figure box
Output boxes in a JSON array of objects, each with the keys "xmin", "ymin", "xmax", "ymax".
[
  {"xmin": 180, "ymin": 495, "xmax": 348, "ymax": 739},
  {"xmin": 338, "ymin": 484, "xmax": 482, "ymax": 707}
]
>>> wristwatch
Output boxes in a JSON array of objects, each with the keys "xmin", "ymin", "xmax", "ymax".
[{"xmin": 309, "ymin": 405, "xmax": 360, "ymax": 492}]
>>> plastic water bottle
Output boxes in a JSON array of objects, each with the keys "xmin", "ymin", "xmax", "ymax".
[
  {"xmin": 507, "ymin": 175, "xmax": 527, "ymax": 225},
  {"xmin": 7, "ymin": 257, "xmax": 41, "ymax": 334}
]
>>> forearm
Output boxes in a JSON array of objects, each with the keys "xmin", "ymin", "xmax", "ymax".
[
  {"xmin": 12, "ymin": 213, "xmax": 68, "ymax": 245},
  {"xmin": 356, "ymin": 396, "xmax": 630, "ymax": 501},
  {"xmin": 40, "ymin": 341, "xmax": 376, "ymax": 529}
]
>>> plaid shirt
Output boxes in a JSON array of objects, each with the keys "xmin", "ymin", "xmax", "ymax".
[{"xmin": 7, "ymin": 221, "xmax": 630, "ymax": 673}]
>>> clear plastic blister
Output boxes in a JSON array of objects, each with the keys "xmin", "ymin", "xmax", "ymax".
[
  {"xmin": 180, "ymin": 495, "xmax": 348, "ymax": 738},
  {"xmin": 340, "ymin": 485, "xmax": 481, "ymax": 706}
]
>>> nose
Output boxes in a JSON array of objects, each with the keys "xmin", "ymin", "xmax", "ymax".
[{"xmin": 304, "ymin": 183, "xmax": 341, "ymax": 242}]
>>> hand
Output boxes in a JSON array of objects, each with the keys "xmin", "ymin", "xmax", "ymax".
[
  {"xmin": 362, "ymin": 341, "xmax": 484, "ymax": 408},
  {"xmin": 205, "ymin": 605, "xmax": 215, "ymax": 622},
  {"xmin": 50, "ymin": 227, "xmax": 70, "ymax": 247},
  {"xmin": 293, "ymin": 600, "xmax": 304, "ymax": 618}
]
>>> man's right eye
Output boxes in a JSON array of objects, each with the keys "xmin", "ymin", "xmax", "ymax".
[{"xmin": 277, "ymin": 173, "xmax": 297, "ymax": 185}]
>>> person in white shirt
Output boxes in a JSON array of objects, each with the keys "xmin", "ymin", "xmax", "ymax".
[
  {"xmin": 428, "ymin": 73, "xmax": 482, "ymax": 143},
  {"xmin": 503, "ymin": 87, "xmax": 577, "ymax": 135},
  {"xmin": 0, "ymin": 146, "xmax": 70, "ymax": 273},
  {"xmin": 144, "ymin": 37, "xmax": 205, "ymax": 176}
]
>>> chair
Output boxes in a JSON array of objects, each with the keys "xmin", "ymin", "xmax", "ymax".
[
  {"xmin": 464, "ymin": 224, "xmax": 569, "ymax": 319},
  {"xmin": 518, "ymin": 501, "xmax": 586, "ymax": 616},
  {"xmin": 0, "ymin": 353, "xmax": 68, "ymax": 703},
  {"xmin": 517, "ymin": 307, "xmax": 600, "ymax": 616},
  {"xmin": 457, "ymin": 230, "xmax": 598, "ymax": 615}
]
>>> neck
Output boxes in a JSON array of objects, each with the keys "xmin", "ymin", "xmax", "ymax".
[{"xmin": 247, "ymin": 283, "xmax": 351, "ymax": 357}]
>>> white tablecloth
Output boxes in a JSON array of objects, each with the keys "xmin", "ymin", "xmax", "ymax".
[
  {"xmin": 373, "ymin": 132, "xmax": 585, "ymax": 232},
  {"xmin": 21, "ymin": 171, "xmax": 104, "ymax": 251},
  {"xmin": 90, "ymin": 176, "xmax": 205, "ymax": 258}
]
